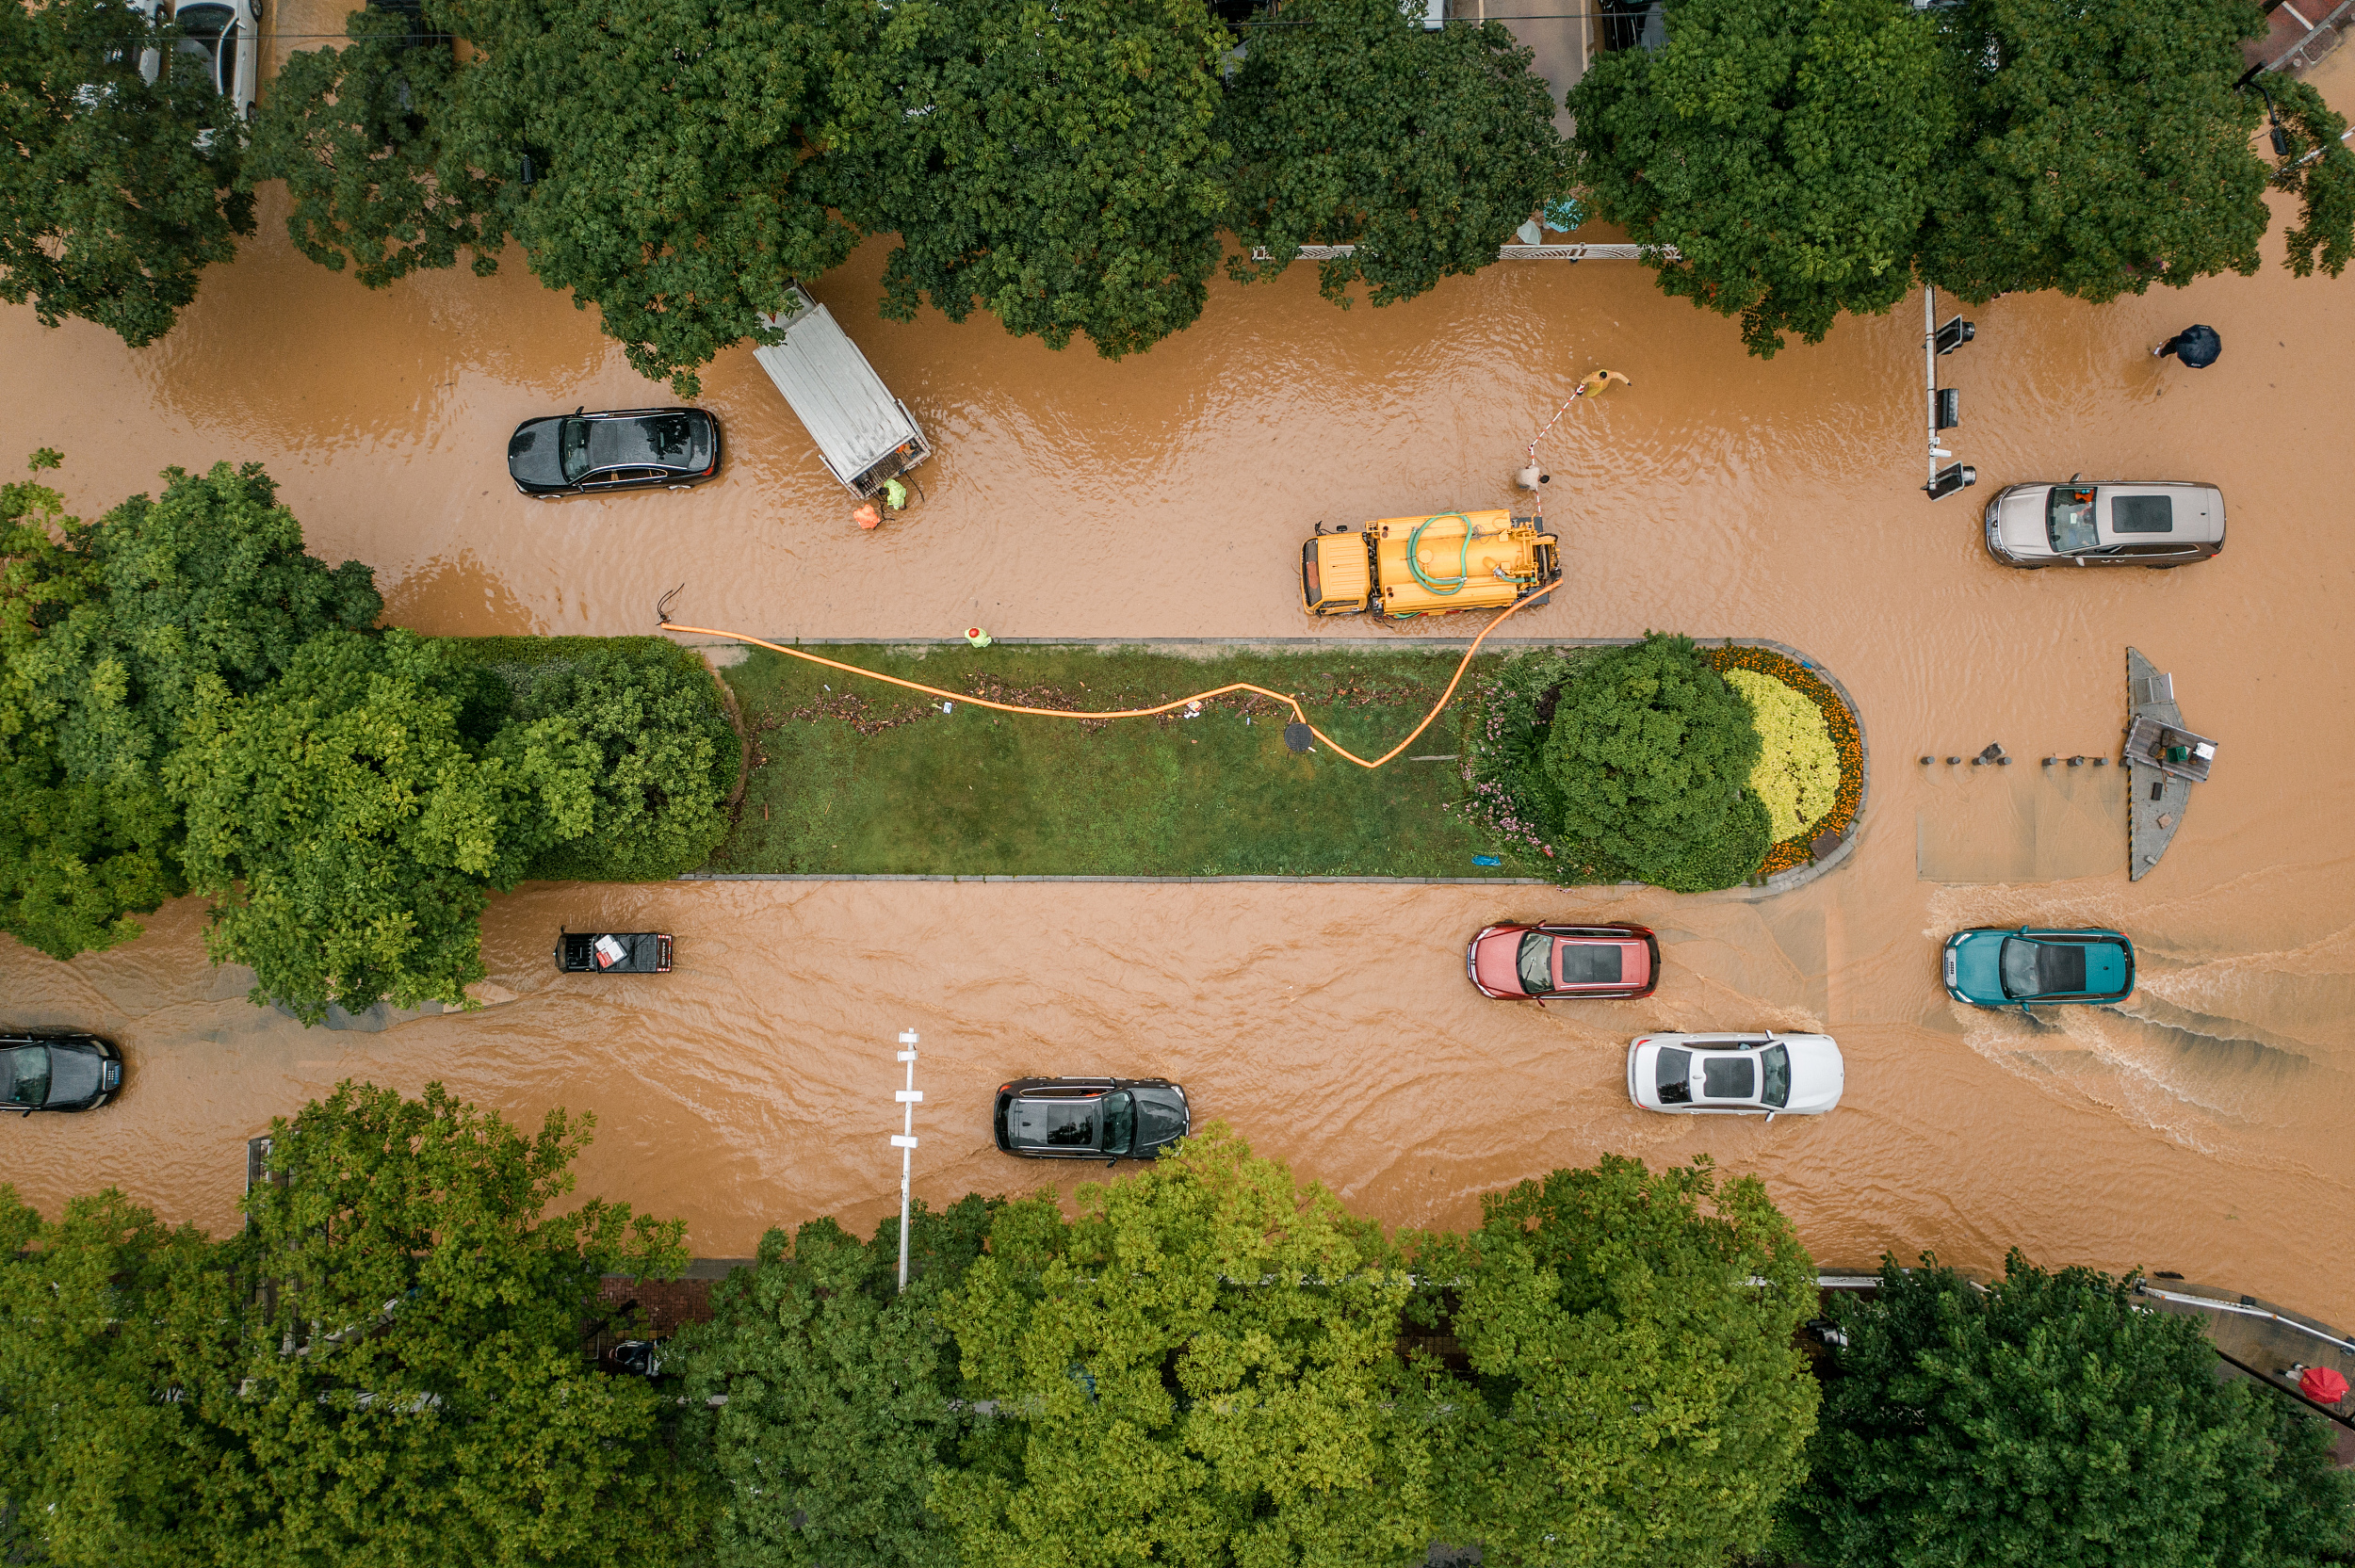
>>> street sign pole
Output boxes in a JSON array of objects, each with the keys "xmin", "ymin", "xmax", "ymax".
[{"xmin": 891, "ymin": 1030, "xmax": 921, "ymax": 1292}]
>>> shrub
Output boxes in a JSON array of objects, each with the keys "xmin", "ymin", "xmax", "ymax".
[
  {"xmin": 1725, "ymin": 669, "xmax": 1839, "ymax": 843},
  {"xmin": 452, "ymin": 639, "xmax": 740, "ymax": 883},
  {"xmin": 1654, "ymin": 787, "xmax": 1772, "ymax": 892},
  {"xmin": 1541, "ymin": 634, "xmax": 1761, "ymax": 882}
]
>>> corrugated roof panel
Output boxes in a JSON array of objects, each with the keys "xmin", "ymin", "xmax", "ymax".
[{"xmin": 753, "ymin": 292, "xmax": 922, "ymax": 485}]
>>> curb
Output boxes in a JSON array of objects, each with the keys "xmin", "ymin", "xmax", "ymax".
[{"xmin": 690, "ymin": 636, "xmax": 1869, "ymax": 899}]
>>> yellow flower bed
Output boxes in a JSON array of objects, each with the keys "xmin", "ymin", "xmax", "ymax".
[{"xmin": 1727, "ymin": 668, "xmax": 1841, "ymax": 843}]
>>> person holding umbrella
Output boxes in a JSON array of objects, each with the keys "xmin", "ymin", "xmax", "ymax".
[{"xmin": 2152, "ymin": 324, "xmax": 2222, "ymax": 367}]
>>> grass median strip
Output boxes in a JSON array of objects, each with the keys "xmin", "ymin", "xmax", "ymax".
[{"xmin": 706, "ymin": 644, "xmax": 1531, "ymax": 878}]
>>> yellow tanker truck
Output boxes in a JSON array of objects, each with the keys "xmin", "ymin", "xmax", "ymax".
[{"xmin": 1300, "ymin": 510, "xmax": 1562, "ymax": 619}]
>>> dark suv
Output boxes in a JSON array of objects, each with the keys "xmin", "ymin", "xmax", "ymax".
[
  {"xmin": 993, "ymin": 1077, "xmax": 1190, "ymax": 1162},
  {"xmin": 4, "ymin": 1032, "xmax": 123, "ymax": 1114},
  {"xmin": 507, "ymin": 407, "xmax": 722, "ymax": 497}
]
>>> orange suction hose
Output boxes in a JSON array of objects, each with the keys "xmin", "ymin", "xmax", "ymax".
[{"xmin": 658, "ymin": 589, "xmax": 1548, "ymax": 771}]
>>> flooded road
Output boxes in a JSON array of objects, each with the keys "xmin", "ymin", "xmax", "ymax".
[{"xmin": 4, "ymin": 33, "xmax": 2352, "ymax": 1317}]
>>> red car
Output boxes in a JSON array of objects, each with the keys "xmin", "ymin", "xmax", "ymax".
[{"xmin": 1467, "ymin": 922, "xmax": 1660, "ymax": 1001}]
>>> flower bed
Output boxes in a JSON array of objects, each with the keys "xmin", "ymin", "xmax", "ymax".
[{"xmin": 1704, "ymin": 644, "xmax": 1863, "ymax": 876}]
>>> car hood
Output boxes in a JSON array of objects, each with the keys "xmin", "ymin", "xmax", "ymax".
[
  {"xmin": 508, "ymin": 418, "xmax": 567, "ymax": 487},
  {"xmin": 1131, "ymin": 1085, "xmax": 1189, "ymax": 1151},
  {"xmin": 46, "ymin": 1046, "xmax": 104, "ymax": 1107},
  {"xmin": 1470, "ymin": 931, "xmax": 1528, "ymax": 995},
  {"xmin": 1950, "ymin": 930, "xmax": 2006, "ymax": 1001},
  {"xmin": 1781, "ymin": 1038, "xmax": 1844, "ymax": 1113},
  {"xmin": 1996, "ymin": 489, "xmax": 2055, "ymax": 558}
]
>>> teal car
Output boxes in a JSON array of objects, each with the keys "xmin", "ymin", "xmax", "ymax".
[{"xmin": 1943, "ymin": 928, "xmax": 2135, "ymax": 1009}]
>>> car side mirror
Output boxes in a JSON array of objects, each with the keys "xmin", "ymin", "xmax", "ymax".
[
  {"xmin": 1764, "ymin": 1111, "xmax": 1777, "ymax": 1123},
  {"xmin": 1106, "ymin": 1158, "xmax": 1118, "ymax": 1169}
]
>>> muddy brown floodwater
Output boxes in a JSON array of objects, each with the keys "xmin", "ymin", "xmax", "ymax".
[{"xmin": 4, "ymin": 26, "xmax": 2353, "ymax": 1317}]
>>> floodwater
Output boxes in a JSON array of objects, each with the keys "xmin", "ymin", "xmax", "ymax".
[{"xmin": 4, "ymin": 22, "xmax": 2353, "ymax": 1318}]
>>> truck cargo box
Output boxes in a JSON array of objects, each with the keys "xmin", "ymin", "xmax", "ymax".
[
  {"xmin": 753, "ymin": 284, "xmax": 932, "ymax": 498},
  {"xmin": 1302, "ymin": 510, "xmax": 1560, "ymax": 618}
]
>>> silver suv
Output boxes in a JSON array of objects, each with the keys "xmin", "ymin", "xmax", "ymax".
[{"xmin": 1983, "ymin": 479, "xmax": 2224, "ymax": 569}]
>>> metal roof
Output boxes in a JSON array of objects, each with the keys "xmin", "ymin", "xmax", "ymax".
[{"xmin": 752, "ymin": 285, "xmax": 923, "ymax": 489}]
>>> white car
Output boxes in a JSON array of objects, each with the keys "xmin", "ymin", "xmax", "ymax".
[
  {"xmin": 1982, "ymin": 479, "xmax": 2224, "ymax": 569},
  {"xmin": 71, "ymin": 0, "xmax": 166, "ymax": 109},
  {"xmin": 171, "ymin": 0, "xmax": 260, "ymax": 123},
  {"xmin": 1626, "ymin": 1031, "xmax": 1843, "ymax": 1118}
]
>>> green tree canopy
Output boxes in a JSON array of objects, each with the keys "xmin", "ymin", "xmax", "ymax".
[
  {"xmin": 1789, "ymin": 1252, "xmax": 2355, "ymax": 1568},
  {"xmin": 1922, "ymin": 0, "xmax": 2273, "ymax": 303},
  {"xmin": 485, "ymin": 640, "xmax": 741, "ymax": 882},
  {"xmin": 0, "ymin": 457, "xmax": 381, "ymax": 961},
  {"xmin": 0, "ymin": 1083, "xmax": 696, "ymax": 1568},
  {"xmin": 213, "ymin": 1081, "xmax": 695, "ymax": 1566},
  {"xmin": 936, "ymin": 1124, "xmax": 1436, "ymax": 1568},
  {"xmin": 0, "ymin": 1187, "xmax": 224, "ymax": 1568},
  {"xmin": 1225, "ymin": 0, "xmax": 1569, "ymax": 308},
  {"xmin": 831, "ymin": 0, "xmax": 1235, "ymax": 358},
  {"xmin": 1417, "ymin": 1155, "xmax": 1821, "ymax": 1567},
  {"xmin": 252, "ymin": 0, "xmax": 861, "ymax": 395},
  {"xmin": 1541, "ymin": 632, "xmax": 1762, "ymax": 882},
  {"xmin": 0, "ymin": 0, "xmax": 251, "ymax": 347},
  {"xmin": 163, "ymin": 627, "xmax": 590, "ymax": 1020},
  {"xmin": 1570, "ymin": 0, "xmax": 2355, "ymax": 352},
  {"xmin": 1568, "ymin": 0, "xmax": 1953, "ymax": 355},
  {"xmin": 678, "ymin": 1197, "xmax": 998, "ymax": 1568}
]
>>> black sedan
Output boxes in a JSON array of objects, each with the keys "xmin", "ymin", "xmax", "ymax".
[
  {"xmin": 507, "ymin": 406, "xmax": 721, "ymax": 497},
  {"xmin": 993, "ymin": 1077, "xmax": 1189, "ymax": 1162},
  {"xmin": 4, "ymin": 1032, "xmax": 123, "ymax": 1114}
]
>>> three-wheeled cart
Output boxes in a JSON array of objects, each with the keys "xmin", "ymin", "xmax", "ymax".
[
  {"xmin": 557, "ymin": 929, "xmax": 674, "ymax": 974},
  {"xmin": 753, "ymin": 283, "xmax": 933, "ymax": 499}
]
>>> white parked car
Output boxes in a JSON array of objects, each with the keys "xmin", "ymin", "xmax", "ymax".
[
  {"xmin": 171, "ymin": 0, "xmax": 260, "ymax": 123},
  {"xmin": 1626, "ymin": 1031, "xmax": 1843, "ymax": 1118},
  {"xmin": 1982, "ymin": 479, "xmax": 2224, "ymax": 569}
]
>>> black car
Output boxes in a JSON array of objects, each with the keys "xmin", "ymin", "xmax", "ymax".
[
  {"xmin": 4, "ymin": 1032, "xmax": 123, "ymax": 1114},
  {"xmin": 993, "ymin": 1077, "xmax": 1190, "ymax": 1162},
  {"xmin": 507, "ymin": 407, "xmax": 721, "ymax": 497}
]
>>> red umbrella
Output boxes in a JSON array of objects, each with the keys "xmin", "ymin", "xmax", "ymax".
[{"xmin": 2298, "ymin": 1366, "xmax": 2350, "ymax": 1404}]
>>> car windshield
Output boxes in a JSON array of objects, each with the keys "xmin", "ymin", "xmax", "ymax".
[
  {"xmin": 1761, "ymin": 1044, "xmax": 1790, "ymax": 1108},
  {"xmin": 2000, "ymin": 938, "xmax": 2087, "ymax": 999},
  {"xmin": 2046, "ymin": 487, "xmax": 2100, "ymax": 552},
  {"xmin": 1654, "ymin": 1047, "xmax": 1692, "ymax": 1105},
  {"xmin": 5, "ymin": 1045, "xmax": 49, "ymax": 1107},
  {"xmin": 559, "ymin": 418, "xmax": 594, "ymax": 481},
  {"xmin": 1700, "ymin": 1056, "xmax": 1756, "ymax": 1100},
  {"xmin": 1516, "ymin": 933, "xmax": 1552, "ymax": 994},
  {"xmin": 1102, "ymin": 1091, "xmax": 1134, "ymax": 1156}
]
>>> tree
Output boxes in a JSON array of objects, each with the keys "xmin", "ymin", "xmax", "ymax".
[
  {"xmin": 0, "ymin": 1187, "xmax": 226, "ymax": 1568},
  {"xmin": 0, "ymin": 457, "xmax": 381, "ymax": 961},
  {"xmin": 1568, "ymin": 0, "xmax": 1954, "ymax": 354},
  {"xmin": 2272, "ymin": 74, "xmax": 2355, "ymax": 281},
  {"xmin": 676, "ymin": 1197, "xmax": 998, "ymax": 1568},
  {"xmin": 490, "ymin": 640, "xmax": 740, "ymax": 882},
  {"xmin": 831, "ymin": 0, "xmax": 1235, "ymax": 359},
  {"xmin": 0, "ymin": 0, "xmax": 250, "ymax": 347},
  {"xmin": 163, "ymin": 628, "xmax": 592, "ymax": 1020},
  {"xmin": 242, "ymin": 7, "xmax": 502, "ymax": 291},
  {"xmin": 1789, "ymin": 1252, "xmax": 2355, "ymax": 1568},
  {"xmin": 1924, "ymin": 0, "xmax": 2259, "ymax": 302},
  {"xmin": 1417, "ymin": 1156, "xmax": 1821, "ymax": 1567},
  {"xmin": 1541, "ymin": 632, "xmax": 1762, "ymax": 883},
  {"xmin": 1225, "ymin": 0, "xmax": 1569, "ymax": 308},
  {"xmin": 936, "ymin": 1124, "xmax": 1436, "ymax": 1568},
  {"xmin": 203, "ymin": 1082, "xmax": 696, "ymax": 1567},
  {"xmin": 251, "ymin": 0, "xmax": 862, "ymax": 396}
]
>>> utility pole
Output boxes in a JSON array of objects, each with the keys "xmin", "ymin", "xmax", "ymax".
[{"xmin": 891, "ymin": 1030, "xmax": 921, "ymax": 1292}]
